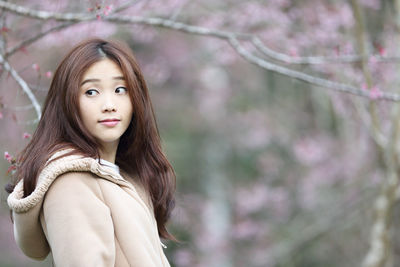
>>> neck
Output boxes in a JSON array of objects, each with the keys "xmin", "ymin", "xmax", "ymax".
[{"xmin": 99, "ymin": 141, "xmax": 118, "ymax": 163}]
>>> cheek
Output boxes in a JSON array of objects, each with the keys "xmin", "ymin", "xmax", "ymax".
[
  {"xmin": 124, "ymin": 98, "xmax": 134, "ymax": 118},
  {"xmin": 78, "ymin": 98, "xmax": 94, "ymax": 128},
  {"xmin": 80, "ymin": 112, "xmax": 91, "ymax": 128}
]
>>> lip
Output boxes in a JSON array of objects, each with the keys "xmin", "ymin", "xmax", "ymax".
[{"xmin": 99, "ymin": 118, "xmax": 120, "ymax": 127}]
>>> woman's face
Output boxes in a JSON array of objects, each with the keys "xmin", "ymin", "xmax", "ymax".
[{"xmin": 78, "ymin": 58, "xmax": 133, "ymax": 151}]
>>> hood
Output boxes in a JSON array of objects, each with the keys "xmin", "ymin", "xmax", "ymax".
[{"xmin": 7, "ymin": 149, "xmax": 129, "ymax": 260}]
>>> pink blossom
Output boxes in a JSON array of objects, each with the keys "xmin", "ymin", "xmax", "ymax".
[
  {"xmin": 337, "ymin": 4, "xmax": 354, "ymax": 28},
  {"xmin": 19, "ymin": 47, "xmax": 28, "ymax": 54},
  {"xmin": 173, "ymin": 249, "xmax": 194, "ymax": 266},
  {"xmin": 235, "ymin": 184, "xmax": 269, "ymax": 216},
  {"xmin": 361, "ymin": 83, "xmax": 368, "ymax": 91},
  {"xmin": 293, "ymin": 137, "xmax": 327, "ymax": 165},
  {"xmin": 45, "ymin": 71, "xmax": 52, "ymax": 78},
  {"xmin": 376, "ymin": 44, "xmax": 386, "ymax": 56},
  {"xmin": 232, "ymin": 219, "xmax": 261, "ymax": 240},
  {"xmin": 368, "ymin": 55, "xmax": 380, "ymax": 74},
  {"xmin": 4, "ymin": 151, "xmax": 12, "ymax": 163},
  {"xmin": 23, "ymin": 132, "xmax": 31, "ymax": 139},
  {"xmin": 1, "ymin": 26, "xmax": 10, "ymax": 33},
  {"xmin": 368, "ymin": 55, "xmax": 378, "ymax": 65},
  {"xmin": 96, "ymin": 14, "xmax": 101, "ymax": 20},
  {"xmin": 7, "ymin": 165, "xmax": 16, "ymax": 174},
  {"xmin": 340, "ymin": 42, "xmax": 355, "ymax": 54},
  {"xmin": 0, "ymin": 111, "xmax": 3, "ymax": 119},
  {"xmin": 103, "ymin": 5, "xmax": 113, "ymax": 15},
  {"xmin": 369, "ymin": 86, "xmax": 383, "ymax": 100},
  {"xmin": 288, "ymin": 47, "xmax": 298, "ymax": 57},
  {"xmin": 32, "ymin": 63, "xmax": 40, "ymax": 71}
]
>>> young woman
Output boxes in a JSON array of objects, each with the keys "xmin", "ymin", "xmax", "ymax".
[{"xmin": 5, "ymin": 38, "xmax": 176, "ymax": 266}]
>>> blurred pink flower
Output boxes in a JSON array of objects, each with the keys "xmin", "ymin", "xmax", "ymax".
[
  {"xmin": 376, "ymin": 44, "xmax": 386, "ymax": 56},
  {"xmin": 103, "ymin": 5, "xmax": 113, "ymax": 15},
  {"xmin": 7, "ymin": 165, "xmax": 16, "ymax": 174},
  {"xmin": 23, "ymin": 132, "xmax": 31, "ymax": 139},
  {"xmin": 288, "ymin": 47, "xmax": 298, "ymax": 57},
  {"xmin": 1, "ymin": 26, "xmax": 10, "ymax": 33},
  {"xmin": 32, "ymin": 63, "xmax": 40, "ymax": 71},
  {"xmin": 173, "ymin": 249, "xmax": 194, "ymax": 266},
  {"xmin": 361, "ymin": 83, "xmax": 368, "ymax": 91},
  {"xmin": 45, "ymin": 71, "xmax": 52, "ymax": 78},
  {"xmin": 0, "ymin": 111, "xmax": 3, "ymax": 119},
  {"xmin": 235, "ymin": 184, "xmax": 269, "ymax": 216},
  {"xmin": 368, "ymin": 55, "xmax": 378, "ymax": 69},
  {"xmin": 232, "ymin": 219, "xmax": 262, "ymax": 240},
  {"xmin": 4, "ymin": 151, "xmax": 12, "ymax": 163},
  {"xmin": 369, "ymin": 86, "xmax": 382, "ymax": 100},
  {"xmin": 293, "ymin": 137, "xmax": 327, "ymax": 165}
]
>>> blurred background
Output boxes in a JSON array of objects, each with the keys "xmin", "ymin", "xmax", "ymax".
[{"xmin": 1, "ymin": 0, "xmax": 399, "ymax": 266}]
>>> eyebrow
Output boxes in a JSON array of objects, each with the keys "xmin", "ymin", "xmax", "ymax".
[{"xmin": 80, "ymin": 76, "xmax": 125, "ymax": 86}]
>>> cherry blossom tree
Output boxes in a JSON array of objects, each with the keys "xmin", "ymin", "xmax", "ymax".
[{"xmin": 1, "ymin": 0, "xmax": 400, "ymax": 266}]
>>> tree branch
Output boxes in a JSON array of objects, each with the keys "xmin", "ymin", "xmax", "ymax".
[
  {"xmin": 349, "ymin": 0, "xmax": 399, "ymax": 266},
  {"xmin": 351, "ymin": 98, "xmax": 387, "ymax": 149},
  {"xmin": 350, "ymin": 0, "xmax": 384, "ymax": 149},
  {"xmin": 2, "ymin": 0, "xmax": 400, "ymax": 65},
  {"xmin": 5, "ymin": 0, "xmax": 141, "ymax": 58},
  {"xmin": 228, "ymin": 37, "xmax": 400, "ymax": 101},
  {"xmin": 251, "ymin": 36, "xmax": 400, "ymax": 64},
  {"xmin": 0, "ymin": 53, "xmax": 41, "ymax": 122},
  {"xmin": 5, "ymin": 22, "xmax": 74, "ymax": 57},
  {"xmin": 1, "ymin": 0, "xmax": 400, "ymax": 102}
]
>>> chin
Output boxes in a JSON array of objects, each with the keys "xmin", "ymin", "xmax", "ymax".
[{"xmin": 97, "ymin": 136, "xmax": 122, "ymax": 143}]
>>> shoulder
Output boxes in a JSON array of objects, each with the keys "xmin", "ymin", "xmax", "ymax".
[
  {"xmin": 44, "ymin": 171, "xmax": 105, "ymax": 205},
  {"xmin": 50, "ymin": 171, "xmax": 98, "ymax": 186}
]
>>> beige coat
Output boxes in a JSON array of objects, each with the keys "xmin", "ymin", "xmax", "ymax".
[{"xmin": 7, "ymin": 150, "xmax": 171, "ymax": 266}]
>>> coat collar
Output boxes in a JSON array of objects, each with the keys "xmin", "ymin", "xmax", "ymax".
[{"xmin": 8, "ymin": 149, "xmax": 132, "ymax": 213}]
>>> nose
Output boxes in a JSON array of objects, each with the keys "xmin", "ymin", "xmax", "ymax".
[{"xmin": 102, "ymin": 96, "xmax": 117, "ymax": 112}]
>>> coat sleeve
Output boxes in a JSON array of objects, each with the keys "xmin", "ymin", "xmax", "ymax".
[{"xmin": 41, "ymin": 171, "xmax": 115, "ymax": 267}]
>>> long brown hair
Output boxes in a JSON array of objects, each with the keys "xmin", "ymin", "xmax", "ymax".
[{"xmin": 5, "ymin": 38, "xmax": 176, "ymax": 240}]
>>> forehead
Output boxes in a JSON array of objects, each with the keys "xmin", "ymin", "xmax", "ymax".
[{"xmin": 82, "ymin": 58, "xmax": 123, "ymax": 79}]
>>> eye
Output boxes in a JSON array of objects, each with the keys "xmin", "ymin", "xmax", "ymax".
[
  {"xmin": 115, "ymin": 86, "xmax": 127, "ymax": 94},
  {"xmin": 85, "ymin": 89, "xmax": 99, "ymax": 96}
]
